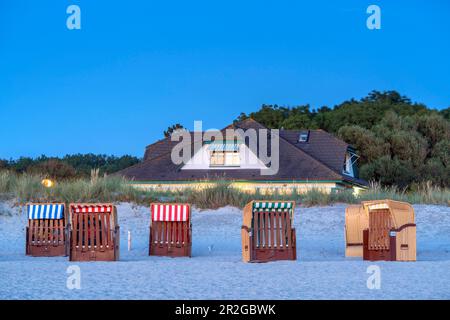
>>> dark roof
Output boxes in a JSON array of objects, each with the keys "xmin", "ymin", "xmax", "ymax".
[
  {"xmin": 279, "ymin": 129, "xmax": 349, "ymax": 173},
  {"xmin": 117, "ymin": 118, "xmax": 368, "ymax": 186}
]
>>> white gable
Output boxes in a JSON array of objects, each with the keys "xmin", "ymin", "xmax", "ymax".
[{"xmin": 181, "ymin": 143, "xmax": 267, "ymax": 170}]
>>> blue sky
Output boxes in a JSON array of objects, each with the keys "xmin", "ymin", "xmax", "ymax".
[{"xmin": 1, "ymin": 0, "xmax": 449, "ymax": 159}]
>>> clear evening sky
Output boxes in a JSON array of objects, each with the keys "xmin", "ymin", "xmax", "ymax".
[{"xmin": 1, "ymin": 0, "xmax": 449, "ymax": 159}]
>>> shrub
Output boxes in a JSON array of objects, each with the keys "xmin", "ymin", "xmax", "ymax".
[{"xmin": 28, "ymin": 159, "xmax": 76, "ymax": 180}]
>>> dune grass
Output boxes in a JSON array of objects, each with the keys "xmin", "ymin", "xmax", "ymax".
[{"xmin": 0, "ymin": 170, "xmax": 448, "ymax": 209}]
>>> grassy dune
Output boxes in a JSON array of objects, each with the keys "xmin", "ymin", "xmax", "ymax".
[{"xmin": 0, "ymin": 171, "xmax": 448, "ymax": 209}]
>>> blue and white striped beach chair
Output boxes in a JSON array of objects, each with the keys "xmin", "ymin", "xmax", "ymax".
[{"xmin": 26, "ymin": 203, "xmax": 68, "ymax": 256}]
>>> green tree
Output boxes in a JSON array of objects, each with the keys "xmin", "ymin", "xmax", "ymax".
[
  {"xmin": 337, "ymin": 125, "xmax": 388, "ymax": 163},
  {"xmin": 28, "ymin": 159, "xmax": 77, "ymax": 180},
  {"xmin": 164, "ymin": 124, "xmax": 185, "ymax": 138},
  {"xmin": 360, "ymin": 156, "xmax": 415, "ymax": 188},
  {"xmin": 236, "ymin": 90, "xmax": 450, "ymax": 188}
]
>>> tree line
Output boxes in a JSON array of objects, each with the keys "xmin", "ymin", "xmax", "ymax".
[
  {"xmin": 236, "ymin": 90, "xmax": 450, "ymax": 188},
  {"xmin": 0, "ymin": 154, "xmax": 140, "ymax": 179},
  {"xmin": 2, "ymin": 90, "xmax": 448, "ymax": 188}
]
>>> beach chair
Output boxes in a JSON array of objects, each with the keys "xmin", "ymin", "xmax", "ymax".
[
  {"xmin": 26, "ymin": 203, "xmax": 68, "ymax": 257},
  {"xmin": 241, "ymin": 200, "xmax": 296, "ymax": 263},
  {"xmin": 362, "ymin": 200, "xmax": 416, "ymax": 261},
  {"xmin": 69, "ymin": 203, "xmax": 120, "ymax": 261},
  {"xmin": 149, "ymin": 203, "xmax": 192, "ymax": 257},
  {"xmin": 345, "ymin": 205, "xmax": 369, "ymax": 257}
]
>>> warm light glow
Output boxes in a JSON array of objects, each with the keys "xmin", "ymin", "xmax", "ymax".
[
  {"xmin": 41, "ymin": 179, "xmax": 55, "ymax": 188},
  {"xmin": 353, "ymin": 186, "xmax": 365, "ymax": 196}
]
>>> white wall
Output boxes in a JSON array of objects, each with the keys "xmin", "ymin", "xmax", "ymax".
[{"xmin": 181, "ymin": 144, "xmax": 267, "ymax": 170}]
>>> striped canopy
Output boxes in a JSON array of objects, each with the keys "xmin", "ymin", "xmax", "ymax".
[
  {"xmin": 71, "ymin": 204, "xmax": 113, "ymax": 213},
  {"xmin": 151, "ymin": 203, "xmax": 190, "ymax": 222},
  {"xmin": 208, "ymin": 143, "xmax": 240, "ymax": 152},
  {"xmin": 252, "ymin": 201, "xmax": 294, "ymax": 212},
  {"xmin": 27, "ymin": 204, "xmax": 64, "ymax": 220}
]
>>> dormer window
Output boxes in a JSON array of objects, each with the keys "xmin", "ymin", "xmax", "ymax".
[
  {"xmin": 209, "ymin": 142, "xmax": 240, "ymax": 167},
  {"xmin": 343, "ymin": 150, "xmax": 359, "ymax": 177},
  {"xmin": 299, "ymin": 131, "xmax": 309, "ymax": 142}
]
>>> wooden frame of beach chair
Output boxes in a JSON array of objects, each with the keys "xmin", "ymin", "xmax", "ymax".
[
  {"xmin": 149, "ymin": 203, "xmax": 192, "ymax": 257},
  {"xmin": 69, "ymin": 203, "xmax": 120, "ymax": 261},
  {"xmin": 25, "ymin": 203, "xmax": 69, "ymax": 257},
  {"xmin": 241, "ymin": 200, "xmax": 296, "ymax": 263},
  {"xmin": 362, "ymin": 200, "xmax": 416, "ymax": 261},
  {"xmin": 345, "ymin": 205, "xmax": 369, "ymax": 257}
]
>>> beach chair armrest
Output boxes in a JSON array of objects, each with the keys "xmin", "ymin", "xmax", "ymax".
[
  {"xmin": 25, "ymin": 226, "xmax": 29, "ymax": 255},
  {"xmin": 241, "ymin": 225, "xmax": 252, "ymax": 236}
]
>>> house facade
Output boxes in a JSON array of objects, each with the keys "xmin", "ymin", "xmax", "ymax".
[{"xmin": 118, "ymin": 119, "xmax": 368, "ymax": 193}]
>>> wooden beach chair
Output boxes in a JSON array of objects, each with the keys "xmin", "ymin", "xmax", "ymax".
[
  {"xmin": 241, "ymin": 200, "xmax": 296, "ymax": 263},
  {"xmin": 149, "ymin": 203, "xmax": 192, "ymax": 257},
  {"xmin": 362, "ymin": 200, "xmax": 416, "ymax": 261},
  {"xmin": 26, "ymin": 203, "xmax": 68, "ymax": 257},
  {"xmin": 69, "ymin": 203, "xmax": 120, "ymax": 261}
]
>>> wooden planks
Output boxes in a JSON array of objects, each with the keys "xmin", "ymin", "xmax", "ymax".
[
  {"xmin": 27, "ymin": 217, "xmax": 66, "ymax": 257},
  {"xmin": 69, "ymin": 204, "xmax": 119, "ymax": 261},
  {"xmin": 252, "ymin": 211, "xmax": 293, "ymax": 250},
  {"xmin": 151, "ymin": 221, "xmax": 190, "ymax": 246},
  {"xmin": 28, "ymin": 219, "xmax": 65, "ymax": 246},
  {"xmin": 149, "ymin": 220, "xmax": 191, "ymax": 257},
  {"xmin": 244, "ymin": 202, "xmax": 297, "ymax": 263},
  {"xmin": 275, "ymin": 212, "xmax": 281, "ymax": 248},
  {"xmin": 368, "ymin": 209, "xmax": 391, "ymax": 251},
  {"xmin": 285, "ymin": 211, "xmax": 292, "ymax": 248}
]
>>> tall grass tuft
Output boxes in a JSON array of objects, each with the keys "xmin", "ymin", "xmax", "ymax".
[
  {"xmin": 184, "ymin": 181, "xmax": 253, "ymax": 209},
  {"xmin": 0, "ymin": 171, "xmax": 16, "ymax": 194},
  {"xmin": 359, "ymin": 181, "xmax": 450, "ymax": 205}
]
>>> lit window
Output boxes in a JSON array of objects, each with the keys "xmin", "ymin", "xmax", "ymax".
[
  {"xmin": 343, "ymin": 153, "xmax": 352, "ymax": 174},
  {"xmin": 343, "ymin": 151, "xmax": 359, "ymax": 177},
  {"xmin": 299, "ymin": 131, "xmax": 309, "ymax": 142},
  {"xmin": 210, "ymin": 151, "xmax": 240, "ymax": 167}
]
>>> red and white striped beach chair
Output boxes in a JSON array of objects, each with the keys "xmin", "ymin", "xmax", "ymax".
[
  {"xmin": 26, "ymin": 203, "xmax": 68, "ymax": 257},
  {"xmin": 149, "ymin": 203, "xmax": 192, "ymax": 257},
  {"xmin": 69, "ymin": 203, "xmax": 120, "ymax": 261}
]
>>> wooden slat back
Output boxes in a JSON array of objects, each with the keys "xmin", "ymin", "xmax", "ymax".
[
  {"xmin": 72, "ymin": 211, "xmax": 115, "ymax": 251},
  {"xmin": 105, "ymin": 211, "xmax": 111, "ymax": 247},
  {"xmin": 275, "ymin": 212, "xmax": 281, "ymax": 247},
  {"xmin": 369, "ymin": 209, "xmax": 392, "ymax": 250},
  {"xmin": 151, "ymin": 221, "xmax": 189, "ymax": 244},
  {"xmin": 253, "ymin": 211, "xmax": 292, "ymax": 249},
  {"xmin": 285, "ymin": 211, "xmax": 292, "ymax": 248},
  {"xmin": 28, "ymin": 219, "xmax": 65, "ymax": 246}
]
